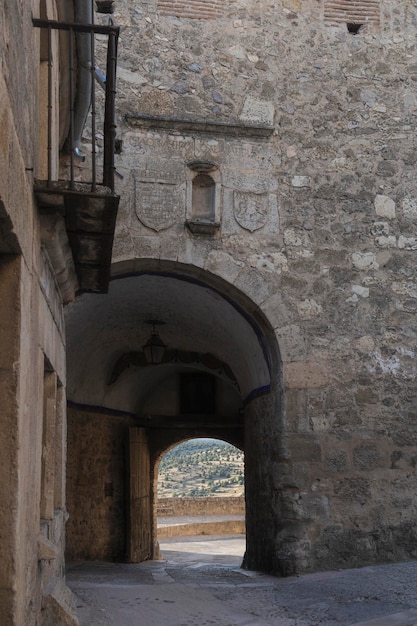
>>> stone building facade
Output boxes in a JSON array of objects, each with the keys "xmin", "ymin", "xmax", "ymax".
[
  {"xmin": 1, "ymin": 0, "xmax": 118, "ymax": 623},
  {"xmin": 65, "ymin": 0, "xmax": 417, "ymax": 578},
  {"xmin": 2, "ymin": 0, "xmax": 417, "ymax": 621}
]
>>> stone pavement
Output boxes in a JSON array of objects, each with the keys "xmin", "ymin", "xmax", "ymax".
[{"xmin": 66, "ymin": 535, "xmax": 417, "ymax": 626}]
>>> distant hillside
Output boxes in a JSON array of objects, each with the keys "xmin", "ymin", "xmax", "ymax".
[{"xmin": 158, "ymin": 439, "xmax": 244, "ymax": 498}]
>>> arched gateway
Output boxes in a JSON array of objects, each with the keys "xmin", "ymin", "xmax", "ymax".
[
  {"xmin": 65, "ymin": 259, "xmax": 290, "ymax": 573},
  {"xmin": 65, "ymin": 251, "xmax": 417, "ymax": 575},
  {"xmin": 61, "ymin": 0, "xmax": 417, "ymax": 580}
]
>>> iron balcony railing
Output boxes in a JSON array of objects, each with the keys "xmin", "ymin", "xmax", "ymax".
[{"xmin": 33, "ymin": 18, "xmax": 119, "ymax": 192}]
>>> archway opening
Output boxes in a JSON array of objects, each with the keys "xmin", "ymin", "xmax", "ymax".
[
  {"xmin": 65, "ymin": 260, "xmax": 283, "ymax": 573},
  {"xmin": 158, "ymin": 438, "xmax": 244, "ymax": 498},
  {"xmin": 156, "ymin": 437, "xmax": 245, "ymax": 561}
]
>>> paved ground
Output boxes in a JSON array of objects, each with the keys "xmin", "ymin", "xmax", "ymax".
[{"xmin": 67, "ymin": 535, "xmax": 417, "ymax": 626}]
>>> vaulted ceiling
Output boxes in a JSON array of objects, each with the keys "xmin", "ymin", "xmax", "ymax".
[{"xmin": 65, "ymin": 265, "xmax": 275, "ymax": 414}]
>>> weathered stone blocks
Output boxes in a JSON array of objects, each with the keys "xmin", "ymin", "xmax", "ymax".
[
  {"xmin": 284, "ymin": 362, "xmax": 329, "ymax": 389},
  {"xmin": 288, "ymin": 434, "xmax": 322, "ymax": 462},
  {"xmin": 74, "ymin": 0, "xmax": 417, "ymax": 578},
  {"xmin": 353, "ymin": 443, "xmax": 386, "ymax": 471},
  {"xmin": 334, "ymin": 477, "xmax": 371, "ymax": 505},
  {"xmin": 324, "ymin": 450, "xmax": 349, "ymax": 474}
]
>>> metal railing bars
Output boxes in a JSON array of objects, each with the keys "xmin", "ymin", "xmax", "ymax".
[
  {"xmin": 103, "ymin": 30, "xmax": 117, "ymax": 190},
  {"xmin": 47, "ymin": 24, "xmax": 53, "ymax": 184},
  {"xmin": 32, "ymin": 19, "xmax": 119, "ymax": 36},
  {"xmin": 33, "ymin": 18, "xmax": 119, "ymax": 193}
]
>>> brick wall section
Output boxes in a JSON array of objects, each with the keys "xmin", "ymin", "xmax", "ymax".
[
  {"xmin": 324, "ymin": 0, "xmax": 380, "ymax": 26},
  {"xmin": 157, "ymin": 0, "xmax": 223, "ymax": 19}
]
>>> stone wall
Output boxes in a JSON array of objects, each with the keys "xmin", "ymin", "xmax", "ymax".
[
  {"xmin": 0, "ymin": 2, "xmax": 78, "ymax": 623},
  {"xmin": 91, "ymin": 0, "xmax": 417, "ymax": 572},
  {"xmin": 157, "ymin": 497, "xmax": 245, "ymax": 538},
  {"xmin": 158, "ymin": 519, "xmax": 245, "ymax": 538},
  {"xmin": 157, "ymin": 496, "xmax": 245, "ymax": 516}
]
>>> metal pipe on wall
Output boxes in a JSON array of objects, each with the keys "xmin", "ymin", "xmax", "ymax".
[{"xmin": 72, "ymin": 0, "xmax": 94, "ymax": 161}]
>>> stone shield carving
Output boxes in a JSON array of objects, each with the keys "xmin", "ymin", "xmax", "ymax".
[
  {"xmin": 233, "ymin": 191, "xmax": 269, "ymax": 232},
  {"xmin": 135, "ymin": 179, "xmax": 184, "ymax": 232}
]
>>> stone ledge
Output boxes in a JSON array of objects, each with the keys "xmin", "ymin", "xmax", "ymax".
[
  {"xmin": 186, "ymin": 219, "xmax": 221, "ymax": 235},
  {"xmin": 125, "ymin": 113, "xmax": 274, "ymax": 137}
]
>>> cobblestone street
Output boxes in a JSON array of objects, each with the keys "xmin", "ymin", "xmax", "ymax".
[{"xmin": 67, "ymin": 536, "xmax": 417, "ymax": 626}]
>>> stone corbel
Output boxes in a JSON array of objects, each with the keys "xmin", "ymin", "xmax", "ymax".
[
  {"xmin": 39, "ymin": 212, "xmax": 79, "ymax": 304},
  {"xmin": 38, "ymin": 534, "xmax": 58, "ymax": 561},
  {"xmin": 186, "ymin": 219, "xmax": 221, "ymax": 235}
]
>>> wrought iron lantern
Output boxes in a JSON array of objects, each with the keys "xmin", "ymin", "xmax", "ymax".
[{"xmin": 142, "ymin": 320, "xmax": 167, "ymax": 365}]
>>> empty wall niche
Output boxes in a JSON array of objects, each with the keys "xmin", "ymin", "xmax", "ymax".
[
  {"xmin": 193, "ymin": 173, "xmax": 215, "ymax": 221},
  {"xmin": 186, "ymin": 160, "xmax": 221, "ymax": 234}
]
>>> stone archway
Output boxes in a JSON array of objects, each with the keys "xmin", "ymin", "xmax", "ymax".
[
  {"xmin": 65, "ymin": 259, "xmax": 286, "ymax": 573},
  {"xmin": 155, "ymin": 437, "xmax": 245, "ymax": 552}
]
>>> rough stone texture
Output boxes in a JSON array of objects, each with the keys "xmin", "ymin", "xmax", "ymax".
[
  {"xmin": 158, "ymin": 497, "xmax": 245, "ymax": 517},
  {"xmin": 0, "ymin": 1, "xmax": 100, "ymax": 622},
  {"xmin": 62, "ymin": 0, "xmax": 417, "ymax": 578},
  {"xmin": 67, "ymin": 553, "xmax": 417, "ymax": 626},
  {"xmin": 157, "ymin": 518, "xmax": 245, "ymax": 538},
  {"xmin": 39, "ymin": 578, "xmax": 78, "ymax": 626}
]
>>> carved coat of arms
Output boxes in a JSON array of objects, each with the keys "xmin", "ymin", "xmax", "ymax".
[
  {"xmin": 233, "ymin": 191, "xmax": 269, "ymax": 232},
  {"xmin": 134, "ymin": 179, "xmax": 184, "ymax": 232}
]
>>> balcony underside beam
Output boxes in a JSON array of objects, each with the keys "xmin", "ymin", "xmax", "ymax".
[{"xmin": 35, "ymin": 181, "xmax": 119, "ymax": 295}]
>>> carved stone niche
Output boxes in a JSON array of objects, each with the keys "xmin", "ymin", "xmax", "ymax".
[{"xmin": 185, "ymin": 160, "xmax": 221, "ymax": 235}]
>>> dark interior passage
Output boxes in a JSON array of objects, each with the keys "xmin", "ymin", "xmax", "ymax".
[{"xmin": 65, "ymin": 261, "xmax": 283, "ymax": 572}]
